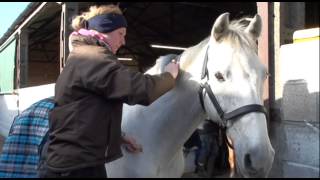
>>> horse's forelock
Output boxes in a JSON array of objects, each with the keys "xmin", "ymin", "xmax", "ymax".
[{"xmin": 225, "ymin": 17, "xmax": 258, "ymax": 53}]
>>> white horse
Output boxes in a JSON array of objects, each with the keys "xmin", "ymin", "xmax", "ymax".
[{"xmin": 106, "ymin": 12, "xmax": 275, "ymax": 178}]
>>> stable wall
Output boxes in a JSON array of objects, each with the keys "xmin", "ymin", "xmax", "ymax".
[{"xmin": 269, "ymin": 28, "xmax": 319, "ymax": 178}]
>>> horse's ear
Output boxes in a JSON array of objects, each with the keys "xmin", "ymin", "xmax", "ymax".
[
  {"xmin": 245, "ymin": 14, "xmax": 262, "ymax": 40},
  {"xmin": 211, "ymin": 13, "xmax": 230, "ymax": 41}
]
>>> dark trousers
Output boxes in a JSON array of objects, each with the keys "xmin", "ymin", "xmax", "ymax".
[{"xmin": 39, "ymin": 164, "xmax": 107, "ymax": 178}]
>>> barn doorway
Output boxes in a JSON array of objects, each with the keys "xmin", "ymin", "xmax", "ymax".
[{"xmin": 21, "ymin": 2, "xmax": 61, "ymax": 88}]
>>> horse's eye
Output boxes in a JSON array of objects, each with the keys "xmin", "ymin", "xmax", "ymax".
[{"xmin": 215, "ymin": 72, "xmax": 225, "ymax": 82}]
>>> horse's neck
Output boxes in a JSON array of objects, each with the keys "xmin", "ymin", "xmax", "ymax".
[
  {"xmin": 121, "ymin": 41, "xmax": 209, "ymax": 164},
  {"xmin": 153, "ymin": 46, "xmax": 211, "ymax": 152},
  {"xmin": 149, "ymin": 44, "xmax": 211, "ymax": 157},
  {"xmin": 123, "ymin": 80, "xmax": 205, "ymax": 161}
]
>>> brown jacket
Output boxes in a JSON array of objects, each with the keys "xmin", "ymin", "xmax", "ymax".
[{"xmin": 46, "ymin": 35, "xmax": 175, "ymax": 172}]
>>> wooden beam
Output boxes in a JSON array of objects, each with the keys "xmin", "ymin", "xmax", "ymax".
[
  {"xmin": 29, "ymin": 11, "xmax": 61, "ymax": 38},
  {"xmin": 17, "ymin": 30, "xmax": 29, "ymax": 89},
  {"xmin": 60, "ymin": 2, "xmax": 78, "ymax": 72},
  {"xmin": 0, "ymin": 2, "xmax": 48, "ymax": 52},
  {"xmin": 28, "ymin": 10, "xmax": 60, "ymax": 28},
  {"xmin": 29, "ymin": 30, "xmax": 59, "ymax": 48},
  {"xmin": 126, "ymin": 2, "xmax": 152, "ymax": 26},
  {"xmin": 257, "ymin": 2, "xmax": 274, "ymax": 123}
]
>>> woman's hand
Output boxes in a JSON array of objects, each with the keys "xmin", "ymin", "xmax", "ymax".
[
  {"xmin": 121, "ymin": 134, "xmax": 143, "ymax": 154},
  {"xmin": 164, "ymin": 59, "xmax": 179, "ymax": 79}
]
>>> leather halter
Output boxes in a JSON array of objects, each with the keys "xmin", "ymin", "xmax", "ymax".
[{"xmin": 198, "ymin": 45, "xmax": 267, "ymax": 149}]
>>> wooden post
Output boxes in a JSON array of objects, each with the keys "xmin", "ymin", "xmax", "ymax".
[
  {"xmin": 18, "ymin": 30, "xmax": 29, "ymax": 88},
  {"xmin": 60, "ymin": 2, "xmax": 78, "ymax": 72},
  {"xmin": 15, "ymin": 34, "xmax": 21, "ymax": 91},
  {"xmin": 16, "ymin": 29, "xmax": 29, "ymax": 90},
  {"xmin": 257, "ymin": 2, "xmax": 273, "ymax": 124}
]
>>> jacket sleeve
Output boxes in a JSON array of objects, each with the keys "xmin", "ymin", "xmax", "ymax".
[{"xmin": 77, "ymin": 55, "xmax": 175, "ymax": 105}]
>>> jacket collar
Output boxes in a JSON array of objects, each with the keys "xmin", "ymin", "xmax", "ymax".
[{"xmin": 68, "ymin": 33, "xmax": 113, "ymax": 53}]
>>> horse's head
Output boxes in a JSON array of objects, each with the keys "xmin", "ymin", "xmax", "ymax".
[{"xmin": 201, "ymin": 13, "xmax": 275, "ymax": 177}]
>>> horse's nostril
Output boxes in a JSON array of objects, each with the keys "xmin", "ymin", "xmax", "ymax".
[
  {"xmin": 244, "ymin": 153, "xmax": 256, "ymax": 173},
  {"xmin": 244, "ymin": 153, "xmax": 264, "ymax": 176},
  {"xmin": 244, "ymin": 154, "xmax": 252, "ymax": 168}
]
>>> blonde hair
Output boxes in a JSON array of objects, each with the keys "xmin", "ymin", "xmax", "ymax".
[{"xmin": 71, "ymin": 4, "xmax": 123, "ymax": 31}]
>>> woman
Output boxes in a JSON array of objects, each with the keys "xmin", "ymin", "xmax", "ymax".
[{"xmin": 40, "ymin": 4, "xmax": 179, "ymax": 178}]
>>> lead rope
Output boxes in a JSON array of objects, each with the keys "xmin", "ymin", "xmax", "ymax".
[{"xmin": 221, "ymin": 127, "xmax": 234, "ymax": 149}]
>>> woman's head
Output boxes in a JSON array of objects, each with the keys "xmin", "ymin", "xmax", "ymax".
[{"xmin": 71, "ymin": 5, "xmax": 127, "ymax": 54}]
